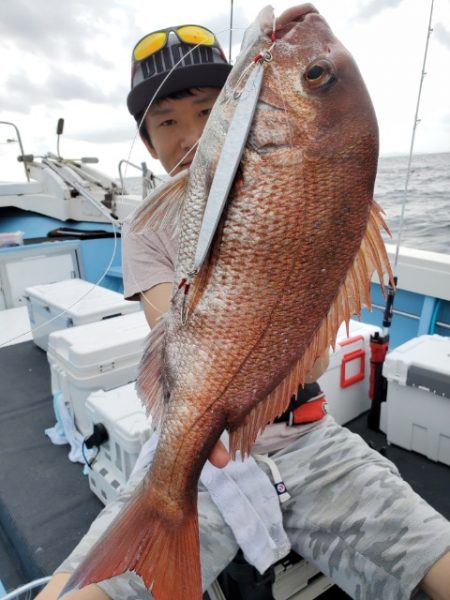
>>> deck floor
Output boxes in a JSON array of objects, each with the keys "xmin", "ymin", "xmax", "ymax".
[
  {"xmin": 1, "ymin": 340, "xmax": 449, "ymax": 597},
  {"xmin": 0, "ymin": 306, "xmax": 33, "ymax": 347}
]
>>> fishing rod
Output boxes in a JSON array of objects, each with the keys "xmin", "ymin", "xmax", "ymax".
[
  {"xmin": 228, "ymin": 0, "xmax": 234, "ymax": 63},
  {"xmin": 367, "ymin": 0, "xmax": 435, "ymax": 431}
]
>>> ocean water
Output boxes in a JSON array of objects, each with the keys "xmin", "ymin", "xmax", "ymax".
[
  {"xmin": 125, "ymin": 152, "xmax": 449, "ymax": 255},
  {"xmin": 375, "ymin": 152, "xmax": 449, "ymax": 254}
]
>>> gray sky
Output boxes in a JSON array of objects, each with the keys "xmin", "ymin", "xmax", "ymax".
[{"xmin": 0, "ymin": 0, "xmax": 449, "ymax": 179}]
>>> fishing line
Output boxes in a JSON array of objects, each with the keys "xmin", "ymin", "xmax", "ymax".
[
  {"xmin": 126, "ymin": 28, "xmax": 265, "ymax": 319},
  {"xmin": 392, "ymin": 0, "xmax": 435, "ymax": 273},
  {"xmin": 270, "ymin": 62, "xmax": 294, "ymax": 150},
  {"xmin": 0, "ymin": 577, "xmax": 51, "ymax": 600},
  {"xmin": 4, "ymin": 30, "xmax": 252, "ymax": 343},
  {"xmin": 125, "ymin": 28, "xmax": 237, "ymax": 317},
  {"xmin": 124, "ymin": 26, "xmax": 245, "ymax": 184}
]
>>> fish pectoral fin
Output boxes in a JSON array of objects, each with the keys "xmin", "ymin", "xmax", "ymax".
[
  {"xmin": 128, "ymin": 168, "xmax": 188, "ymax": 238},
  {"xmin": 137, "ymin": 316, "xmax": 167, "ymax": 429},
  {"xmin": 229, "ymin": 200, "xmax": 394, "ymax": 458},
  {"xmin": 58, "ymin": 485, "xmax": 202, "ymax": 600}
]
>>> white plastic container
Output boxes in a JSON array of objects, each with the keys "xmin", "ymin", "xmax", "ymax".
[
  {"xmin": 86, "ymin": 383, "xmax": 152, "ymax": 504},
  {"xmin": 383, "ymin": 334, "xmax": 450, "ymax": 465},
  {"xmin": 318, "ymin": 319, "xmax": 381, "ymax": 425},
  {"xmin": 47, "ymin": 311, "xmax": 149, "ymax": 436},
  {"xmin": 208, "ymin": 556, "xmax": 333, "ymax": 600},
  {"xmin": 25, "ymin": 278, "xmax": 140, "ymax": 350},
  {"xmin": 0, "ymin": 231, "xmax": 24, "ymax": 248}
]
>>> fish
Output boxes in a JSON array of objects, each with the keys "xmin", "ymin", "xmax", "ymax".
[{"xmin": 61, "ymin": 3, "xmax": 393, "ymax": 599}]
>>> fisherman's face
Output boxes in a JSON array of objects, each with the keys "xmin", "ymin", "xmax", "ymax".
[{"xmin": 142, "ymin": 87, "xmax": 221, "ymax": 175}]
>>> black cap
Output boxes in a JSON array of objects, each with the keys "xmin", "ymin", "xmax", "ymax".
[{"xmin": 127, "ymin": 35, "xmax": 232, "ymax": 118}]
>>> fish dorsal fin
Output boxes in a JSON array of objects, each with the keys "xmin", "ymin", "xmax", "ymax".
[
  {"xmin": 136, "ymin": 316, "xmax": 168, "ymax": 430},
  {"xmin": 229, "ymin": 201, "xmax": 393, "ymax": 457},
  {"xmin": 128, "ymin": 169, "xmax": 188, "ymax": 239}
]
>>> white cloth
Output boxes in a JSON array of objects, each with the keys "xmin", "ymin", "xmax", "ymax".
[
  {"xmin": 131, "ymin": 432, "xmax": 291, "ymax": 574},
  {"xmin": 45, "ymin": 391, "xmax": 94, "ymax": 471},
  {"xmin": 46, "ymin": 394, "xmax": 291, "ymax": 573}
]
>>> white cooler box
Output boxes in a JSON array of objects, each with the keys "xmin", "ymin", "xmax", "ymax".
[
  {"xmin": 25, "ymin": 278, "xmax": 140, "ymax": 350},
  {"xmin": 48, "ymin": 311, "xmax": 149, "ymax": 436},
  {"xmin": 383, "ymin": 334, "xmax": 450, "ymax": 465},
  {"xmin": 318, "ymin": 319, "xmax": 381, "ymax": 425},
  {"xmin": 86, "ymin": 383, "xmax": 152, "ymax": 504}
]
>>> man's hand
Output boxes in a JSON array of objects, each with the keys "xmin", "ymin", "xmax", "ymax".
[
  {"xmin": 206, "ymin": 350, "xmax": 330, "ymax": 468},
  {"xmin": 208, "ymin": 439, "xmax": 230, "ymax": 468}
]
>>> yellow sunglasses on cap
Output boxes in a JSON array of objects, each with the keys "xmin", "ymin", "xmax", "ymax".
[{"xmin": 133, "ymin": 25, "xmax": 220, "ymax": 63}]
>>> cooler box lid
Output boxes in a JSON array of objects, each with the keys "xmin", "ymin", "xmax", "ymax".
[
  {"xmin": 383, "ymin": 334, "xmax": 450, "ymax": 398},
  {"xmin": 327, "ymin": 319, "xmax": 380, "ymax": 370},
  {"xmin": 47, "ymin": 311, "xmax": 148, "ymax": 373},
  {"xmin": 25, "ymin": 279, "xmax": 140, "ymax": 320},
  {"xmin": 86, "ymin": 384, "xmax": 152, "ymax": 449},
  {"xmin": 335, "ymin": 319, "xmax": 380, "ymax": 343}
]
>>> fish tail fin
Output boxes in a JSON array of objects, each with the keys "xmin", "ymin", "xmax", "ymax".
[{"xmin": 59, "ymin": 485, "xmax": 202, "ymax": 600}]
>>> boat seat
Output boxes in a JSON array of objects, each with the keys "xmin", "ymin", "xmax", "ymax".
[{"xmin": 0, "ymin": 181, "xmax": 44, "ymax": 196}]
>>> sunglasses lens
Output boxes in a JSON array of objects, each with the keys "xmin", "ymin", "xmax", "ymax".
[
  {"xmin": 134, "ymin": 31, "xmax": 167, "ymax": 61},
  {"xmin": 177, "ymin": 25, "xmax": 215, "ymax": 46}
]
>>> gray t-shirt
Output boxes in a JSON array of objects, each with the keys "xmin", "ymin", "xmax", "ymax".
[{"xmin": 122, "ymin": 218, "xmax": 177, "ymax": 301}]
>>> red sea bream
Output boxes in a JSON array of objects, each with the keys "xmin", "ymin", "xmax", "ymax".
[{"xmin": 61, "ymin": 4, "xmax": 393, "ymax": 599}]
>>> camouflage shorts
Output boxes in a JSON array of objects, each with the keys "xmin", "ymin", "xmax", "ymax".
[{"xmin": 57, "ymin": 416, "xmax": 450, "ymax": 599}]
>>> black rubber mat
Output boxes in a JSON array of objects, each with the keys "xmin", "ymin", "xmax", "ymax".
[
  {"xmin": 346, "ymin": 411, "xmax": 450, "ymax": 521},
  {"xmin": 0, "ymin": 341, "xmax": 102, "ymax": 586}
]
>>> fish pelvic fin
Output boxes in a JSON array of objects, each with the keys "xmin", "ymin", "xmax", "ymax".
[
  {"xmin": 58, "ymin": 484, "xmax": 201, "ymax": 600},
  {"xmin": 127, "ymin": 168, "xmax": 188, "ymax": 239},
  {"xmin": 229, "ymin": 200, "xmax": 394, "ymax": 457},
  {"xmin": 137, "ymin": 316, "xmax": 168, "ymax": 429}
]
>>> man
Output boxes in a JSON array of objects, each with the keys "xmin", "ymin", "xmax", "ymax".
[{"xmin": 37, "ymin": 22, "xmax": 450, "ymax": 600}]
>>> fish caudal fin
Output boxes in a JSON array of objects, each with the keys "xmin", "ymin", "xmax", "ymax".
[
  {"xmin": 230, "ymin": 200, "xmax": 394, "ymax": 457},
  {"xmin": 59, "ymin": 484, "xmax": 202, "ymax": 600}
]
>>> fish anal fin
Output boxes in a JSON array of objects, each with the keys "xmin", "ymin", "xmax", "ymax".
[
  {"xmin": 229, "ymin": 346, "xmax": 319, "ymax": 458},
  {"xmin": 59, "ymin": 484, "xmax": 201, "ymax": 600},
  {"xmin": 229, "ymin": 201, "xmax": 394, "ymax": 457}
]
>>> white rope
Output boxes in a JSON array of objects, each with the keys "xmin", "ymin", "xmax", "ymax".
[{"xmin": 0, "ymin": 576, "xmax": 51, "ymax": 600}]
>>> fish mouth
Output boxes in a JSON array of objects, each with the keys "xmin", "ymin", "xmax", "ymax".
[{"xmin": 275, "ymin": 3, "xmax": 320, "ymax": 39}]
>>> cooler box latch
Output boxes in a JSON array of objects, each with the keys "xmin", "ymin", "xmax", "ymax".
[{"xmin": 340, "ymin": 336, "xmax": 366, "ymax": 389}]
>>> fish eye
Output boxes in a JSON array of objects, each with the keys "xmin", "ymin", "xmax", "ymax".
[
  {"xmin": 304, "ymin": 59, "xmax": 336, "ymax": 89},
  {"xmin": 307, "ymin": 65, "xmax": 324, "ymax": 79}
]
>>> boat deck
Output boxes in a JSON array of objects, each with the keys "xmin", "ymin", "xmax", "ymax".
[{"xmin": 1, "ymin": 340, "xmax": 450, "ymax": 597}]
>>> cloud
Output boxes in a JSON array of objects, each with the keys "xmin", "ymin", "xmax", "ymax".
[
  {"xmin": 67, "ymin": 124, "xmax": 137, "ymax": 144},
  {"xmin": 0, "ymin": 68, "xmax": 126, "ymax": 113},
  {"xmin": 203, "ymin": 6, "xmax": 250, "ymax": 59},
  {"xmin": 353, "ymin": 0, "xmax": 404, "ymax": 20},
  {"xmin": 434, "ymin": 22, "xmax": 450, "ymax": 50},
  {"xmin": 0, "ymin": 0, "xmax": 126, "ymax": 67}
]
